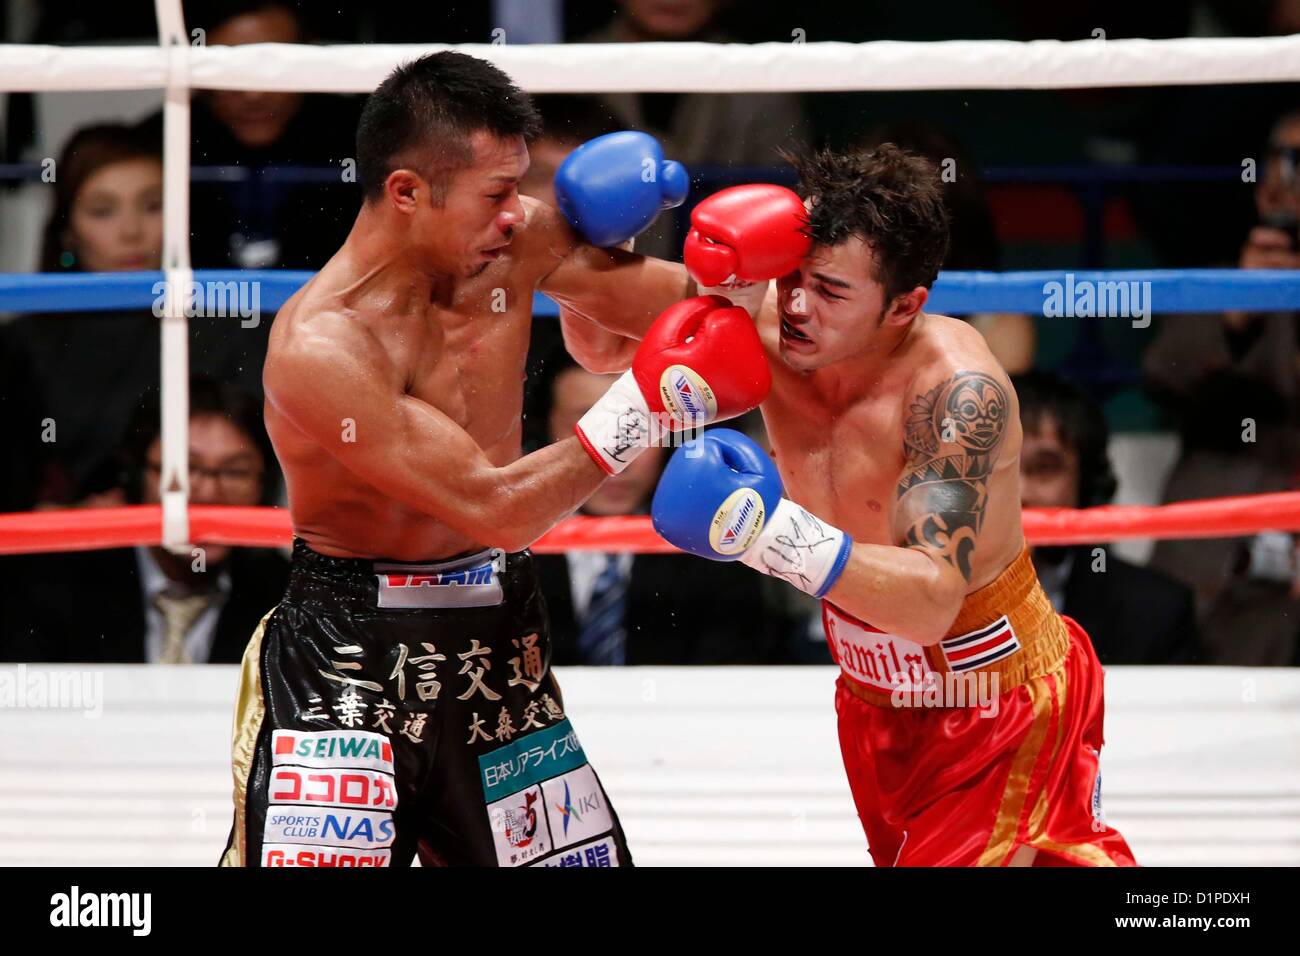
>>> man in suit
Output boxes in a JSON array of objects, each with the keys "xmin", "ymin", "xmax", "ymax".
[
  {"xmin": 1014, "ymin": 371, "xmax": 1202, "ymax": 665},
  {"xmin": 0, "ymin": 378, "xmax": 288, "ymax": 664},
  {"xmin": 529, "ymin": 348, "xmax": 787, "ymax": 665}
]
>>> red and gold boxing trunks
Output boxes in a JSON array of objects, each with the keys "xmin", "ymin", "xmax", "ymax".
[{"xmin": 823, "ymin": 548, "xmax": 1137, "ymax": 867}]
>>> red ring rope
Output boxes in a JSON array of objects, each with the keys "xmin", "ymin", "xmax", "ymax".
[{"xmin": 1, "ymin": 492, "xmax": 1299, "ymax": 556}]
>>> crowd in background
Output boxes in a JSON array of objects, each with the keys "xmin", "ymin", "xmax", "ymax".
[{"xmin": 0, "ymin": 0, "xmax": 1299, "ymax": 667}]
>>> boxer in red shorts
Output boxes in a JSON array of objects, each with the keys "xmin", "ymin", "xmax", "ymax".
[{"xmin": 575, "ymin": 143, "xmax": 1137, "ymax": 867}]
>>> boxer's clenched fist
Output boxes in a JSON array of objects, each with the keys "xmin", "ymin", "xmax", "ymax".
[
  {"xmin": 652, "ymin": 428, "xmax": 853, "ymax": 599},
  {"xmin": 574, "ymin": 296, "xmax": 770, "ymax": 475},
  {"xmin": 555, "ymin": 131, "xmax": 689, "ymax": 248}
]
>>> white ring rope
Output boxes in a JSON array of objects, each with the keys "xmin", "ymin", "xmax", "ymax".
[{"xmin": 1, "ymin": 36, "xmax": 1299, "ymax": 93}]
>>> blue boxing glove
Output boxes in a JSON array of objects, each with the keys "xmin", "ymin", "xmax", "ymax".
[
  {"xmin": 651, "ymin": 429, "xmax": 854, "ymax": 599},
  {"xmin": 554, "ymin": 131, "xmax": 689, "ymax": 247}
]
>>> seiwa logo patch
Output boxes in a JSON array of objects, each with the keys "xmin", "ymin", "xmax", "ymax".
[{"xmin": 272, "ymin": 729, "xmax": 394, "ymax": 773}]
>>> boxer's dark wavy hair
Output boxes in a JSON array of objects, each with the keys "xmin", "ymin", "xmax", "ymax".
[
  {"xmin": 357, "ymin": 51, "xmax": 541, "ymax": 203},
  {"xmin": 787, "ymin": 143, "xmax": 950, "ymax": 303},
  {"xmin": 1011, "ymin": 371, "xmax": 1117, "ymax": 509}
]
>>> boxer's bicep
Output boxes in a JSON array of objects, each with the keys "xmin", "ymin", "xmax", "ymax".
[
  {"xmin": 891, "ymin": 369, "xmax": 1011, "ymax": 586},
  {"xmin": 266, "ymin": 330, "xmax": 499, "ymax": 534}
]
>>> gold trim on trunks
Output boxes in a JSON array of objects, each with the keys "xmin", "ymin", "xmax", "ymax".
[
  {"xmin": 218, "ymin": 606, "xmax": 275, "ymax": 867},
  {"xmin": 839, "ymin": 547, "xmax": 1070, "ymax": 707}
]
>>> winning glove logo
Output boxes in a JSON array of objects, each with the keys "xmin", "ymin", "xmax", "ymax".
[
  {"xmin": 659, "ymin": 365, "xmax": 717, "ymax": 426},
  {"xmin": 709, "ymin": 488, "xmax": 766, "ymax": 555}
]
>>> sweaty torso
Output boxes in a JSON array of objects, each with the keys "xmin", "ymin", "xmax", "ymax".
[
  {"xmin": 757, "ymin": 306, "xmax": 1025, "ymax": 593},
  {"xmin": 264, "ymin": 203, "xmax": 563, "ymax": 561}
]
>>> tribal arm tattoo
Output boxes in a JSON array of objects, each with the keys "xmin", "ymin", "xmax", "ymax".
[{"xmin": 893, "ymin": 370, "xmax": 1010, "ymax": 583}]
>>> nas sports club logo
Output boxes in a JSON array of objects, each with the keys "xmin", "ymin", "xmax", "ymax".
[{"xmin": 709, "ymin": 487, "xmax": 766, "ymax": 555}]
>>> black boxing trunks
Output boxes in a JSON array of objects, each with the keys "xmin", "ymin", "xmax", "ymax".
[{"xmin": 219, "ymin": 539, "xmax": 632, "ymax": 868}]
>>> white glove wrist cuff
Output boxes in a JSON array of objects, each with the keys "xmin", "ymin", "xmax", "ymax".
[
  {"xmin": 574, "ymin": 370, "xmax": 654, "ymax": 476},
  {"xmin": 740, "ymin": 498, "xmax": 853, "ymax": 599}
]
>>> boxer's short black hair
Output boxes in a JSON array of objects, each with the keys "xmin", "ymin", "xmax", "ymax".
[
  {"xmin": 357, "ymin": 51, "xmax": 541, "ymax": 202},
  {"xmin": 790, "ymin": 144, "xmax": 950, "ymax": 302},
  {"xmin": 1012, "ymin": 371, "xmax": 1117, "ymax": 509}
]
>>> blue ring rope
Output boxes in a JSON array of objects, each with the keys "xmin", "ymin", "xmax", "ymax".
[{"xmin": 0, "ymin": 269, "xmax": 1296, "ymax": 317}]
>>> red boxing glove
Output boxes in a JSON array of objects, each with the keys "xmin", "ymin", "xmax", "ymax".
[
  {"xmin": 575, "ymin": 296, "xmax": 771, "ymax": 475},
  {"xmin": 633, "ymin": 295, "xmax": 771, "ymax": 424},
  {"xmin": 684, "ymin": 184, "xmax": 812, "ymax": 287}
]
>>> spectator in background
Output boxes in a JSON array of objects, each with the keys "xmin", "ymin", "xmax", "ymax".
[
  {"xmin": 529, "ymin": 348, "xmax": 787, "ymax": 665},
  {"xmin": 580, "ymin": 0, "xmax": 810, "ymax": 259},
  {"xmin": 582, "ymin": 0, "xmax": 808, "ymax": 166},
  {"xmin": 12, "ymin": 121, "xmax": 267, "ymax": 506},
  {"xmin": 13, "ymin": 123, "xmax": 165, "ymax": 505},
  {"xmin": 1015, "ymin": 371, "xmax": 1201, "ymax": 665},
  {"xmin": 0, "ymin": 378, "xmax": 288, "ymax": 664},
  {"xmin": 1143, "ymin": 108, "xmax": 1300, "ymax": 665},
  {"xmin": 139, "ymin": 0, "xmax": 362, "ymax": 270},
  {"xmin": 37, "ymin": 124, "xmax": 163, "ymax": 275},
  {"xmin": 858, "ymin": 123, "xmax": 1036, "ymax": 374}
]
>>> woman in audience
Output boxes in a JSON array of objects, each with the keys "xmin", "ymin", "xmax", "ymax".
[{"xmin": 18, "ymin": 123, "xmax": 164, "ymax": 506}]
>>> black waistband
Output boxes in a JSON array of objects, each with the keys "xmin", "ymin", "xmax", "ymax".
[
  {"xmin": 283, "ymin": 538, "xmax": 533, "ymax": 611},
  {"xmin": 288, "ymin": 538, "xmax": 504, "ymax": 577}
]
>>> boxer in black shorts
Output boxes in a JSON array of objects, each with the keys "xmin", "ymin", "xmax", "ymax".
[
  {"xmin": 221, "ymin": 53, "xmax": 767, "ymax": 868},
  {"xmin": 220, "ymin": 541, "xmax": 629, "ymax": 867}
]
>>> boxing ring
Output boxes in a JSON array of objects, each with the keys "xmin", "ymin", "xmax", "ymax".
[
  {"xmin": 3, "ymin": 11, "xmax": 1300, "ymax": 865},
  {"xmin": 1, "ymin": 664, "xmax": 1296, "ymax": 867}
]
